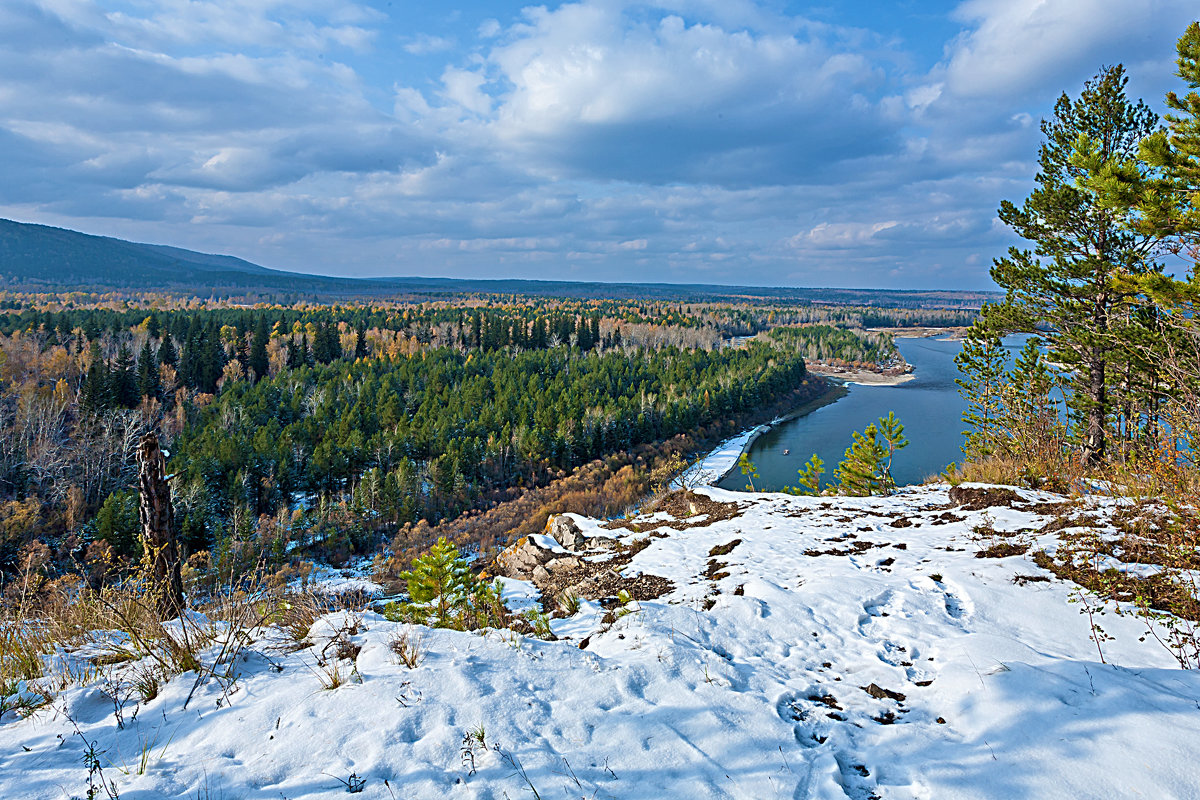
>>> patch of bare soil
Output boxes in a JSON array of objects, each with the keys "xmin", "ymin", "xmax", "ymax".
[
  {"xmin": 708, "ymin": 539, "xmax": 743, "ymax": 557},
  {"xmin": 1037, "ymin": 514, "xmax": 1099, "ymax": 534},
  {"xmin": 804, "ymin": 539, "xmax": 881, "ymax": 558},
  {"xmin": 948, "ymin": 485, "xmax": 1021, "ymax": 510},
  {"xmin": 705, "ymin": 560, "xmax": 731, "ymax": 581},
  {"xmin": 604, "ymin": 490, "xmax": 744, "ymax": 533},
  {"xmin": 976, "ymin": 542, "xmax": 1030, "ymax": 558}
]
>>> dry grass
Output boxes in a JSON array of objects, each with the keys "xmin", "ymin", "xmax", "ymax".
[
  {"xmin": 944, "ymin": 452, "xmax": 1085, "ymax": 494},
  {"xmin": 0, "ymin": 562, "xmax": 345, "ymax": 717},
  {"xmin": 388, "ymin": 627, "xmax": 424, "ymax": 668}
]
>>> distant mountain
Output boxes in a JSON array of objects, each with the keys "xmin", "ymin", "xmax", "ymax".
[
  {"xmin": 0, "ymin": 218, "xmax": 998, "ymax": 307},
  {"xmin": 0, "ymin": 218, "xmax": 332, "ymax": 294}
]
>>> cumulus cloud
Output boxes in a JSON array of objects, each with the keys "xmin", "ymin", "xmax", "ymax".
[
  {"xmin": 930, "ymin": 0, "xmax": 1196, "ymax": 102},
  {"xmin": 475, "ymin": 3, "xmax": 896, "ymax": 185},
  {"xmin": 0, "ymin": 0, "xmax": 1193, "ymax": 289}
]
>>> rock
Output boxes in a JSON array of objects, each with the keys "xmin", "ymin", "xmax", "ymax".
[
  {"xmin": 495, "ymin": 535, "xmax": 559, "ymax": 578},
  {"xmin": 862, "ymin": 683, "xmax": 906, "ymax": 702},
  {"xmin": 531, "ymin": 565, "xmax": 551, "ymax": 587},
  {"xmin": 545, "ymin": 556, "xmax": 581, "ymax": 573},
  {"xmin": 585, "ymin": 536, "xmax": 620, "ymax": 551},
  {"xmin": 548, "ymin": 515, "xmax": 587, "ymax": 550}
]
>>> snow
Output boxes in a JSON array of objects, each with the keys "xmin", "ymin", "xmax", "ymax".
[
  {"xmin": 677, "ymin": 425, "xmax": 770, "ymax": 488},
  {"xmin": 3, "ymin": 484, "xmax": 1200, "ymax": 799},
  {"xmin": 297, "ymin": 557, "xmax": 385, "ymax": 598},
  {"xmin": 526, "ymin": 534, "xmax": 569, "ymax": 554}
]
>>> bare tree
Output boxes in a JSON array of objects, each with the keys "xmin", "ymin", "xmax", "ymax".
[{"xmin": 136, "ymin": 432, "xmax": 185, "ymax": 619}]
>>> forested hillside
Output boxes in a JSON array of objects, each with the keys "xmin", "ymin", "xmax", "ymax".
[{"xmin": 0, "ymin": 293, "xmax": 937, "ymax": 591}]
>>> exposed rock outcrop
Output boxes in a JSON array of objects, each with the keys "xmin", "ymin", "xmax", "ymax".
[{"xmin": 493, "ymin": 513, "xmax": 673, "ymax": 607}]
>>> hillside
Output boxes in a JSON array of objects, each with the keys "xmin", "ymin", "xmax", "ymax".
[
  {"xmin": 2, "ymin": 481, "xmax": 1196, "ymax": 799},
  {"xmin": 0, "ymin": 218, "xmax": 998, "ymax": 306}
]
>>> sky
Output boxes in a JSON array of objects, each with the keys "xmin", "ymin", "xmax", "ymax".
[{"xmin": 0, "ymin": 1, "xmax": 1196, "ymax": 290}]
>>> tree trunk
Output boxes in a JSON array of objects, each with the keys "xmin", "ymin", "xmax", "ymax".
[
  {"xmin": 1081, "ymin": 352, "xmax": 1107, "ymax": 467},
  {"xmin": 137, "ymin": 432, "xmax": 185, "ymax": 619}
]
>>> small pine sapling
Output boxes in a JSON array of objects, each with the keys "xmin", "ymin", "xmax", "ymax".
[
  {"xmin": 835, "ymin": 423, "xmax": 887, "ymax": 496},
  {"xmin": 398, "ymin": 537, "xmax": 476, "ymax": 628},
  {"xmin": 783, "ymin": 454, "xmax": 824, "ymax": 496},
  {"xmin": 876, "ymin": 411, "xmax": 909, "ymax": 493},
  {"xmin": 835, "ymin": 414, "xmax": 908, "ymax": 496},
  {"xmin": 738, "ymin": 453, "xmax": 760, "ymax": 491}
]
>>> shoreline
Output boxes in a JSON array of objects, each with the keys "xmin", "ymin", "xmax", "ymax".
[
  {"xmin": 684, "ymin": 381, "xmax": 848, "ymax": 488},
  {"xmin": 806, "ymin": 365, "xmax": 916, "ymax": 386},
  {"xmin": 701, "ymin": 347, "xmax": 923, "ymax": 488}
]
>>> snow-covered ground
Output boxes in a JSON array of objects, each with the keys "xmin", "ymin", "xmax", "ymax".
[
  {"xmin": 676, "ymin": 425, "xmax": 769, "ymax": 487},
  {"xmin": 4, "ymin": 484, "xmax": 1199, "ymax": 799}
]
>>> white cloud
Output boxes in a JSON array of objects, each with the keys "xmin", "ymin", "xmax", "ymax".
[
  {"xmin": 404, "ymin": 33, "xmax": 454, "ymax": 55},
  {"xmin": 938, "ymin": 0, "xmax": 1197, "ymax": 100},
  {"xmin": 478, "ymin": 18, "xmax": 501, "ymax": 38},
  {"xmin": 3, "ymin": 0, "xmax": 1192, "ymax": 290},
  {"xmin": 440, "ymin": 67, "xmax": 492, "ymax": 116}
]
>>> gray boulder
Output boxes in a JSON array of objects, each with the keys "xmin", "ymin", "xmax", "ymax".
[{"xmin": 548, "ymin": 515, "xmax": 587, "ymax": 550}]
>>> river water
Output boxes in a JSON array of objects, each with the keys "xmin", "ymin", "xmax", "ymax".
[{"xmin": 716, "ymin": 335, "xmax": 1024, "ymax": 492}]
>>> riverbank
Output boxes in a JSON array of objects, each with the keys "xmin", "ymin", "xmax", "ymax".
[
  {"xmin": 682, "ymin": 381, "xmax": 847, "ymax": 487},
  {"xmin": 807, "ymin": 364, "xmax": 916, "ymax": 386},
  {"xmin": 870, "ymin": 325, "xmax": 971, "ymax": 340},
  {"xmin": 718, "ymin": 334, "xmax": 972, "ymax": 492}
]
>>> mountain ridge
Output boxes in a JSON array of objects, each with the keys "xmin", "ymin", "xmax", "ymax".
[{"xmin": 0, "ymin": 217, "xmax": 1000, "ymax": 306}]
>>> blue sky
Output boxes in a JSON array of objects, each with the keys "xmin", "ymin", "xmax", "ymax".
[{"xmin": 0, "ymin": 1, "xmax": 1196, "ymax": 290}]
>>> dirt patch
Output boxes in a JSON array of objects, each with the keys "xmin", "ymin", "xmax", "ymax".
[
  {"xmin": 1038, "ymin": 514, "xmax": 1099, "ymax": 534},
  {"xmin": 1031, "ymin": 548, "xmax": 1199, "ymax": 620},
  {"xmin": 808, "ymin": 693, "xmax": 842, "ymax": 710},
  {"xmin": 705, "ymin": 560, "xmax": 731, "ymax": 581},
  {"xmin": 949, "ymin": 485, "xmax": 1021, "ymax": 510},
  {"xmin": 708, "ymin": 539, "xmax": 743, "ymax": 557},
  {"xmin": 603, "ymin": 490, "xmax": 744, "ymax": 533},
  {"xmin": 1021, "ymin": 500, "xmax": 1080, "ymax": 516},
  {"xmin": 976, "ymin": 542, "xmax": 1030, "ymax": 558},
  {"xmin": 805, "ymin": 540, "xmax": 880, "ymax": 558}
]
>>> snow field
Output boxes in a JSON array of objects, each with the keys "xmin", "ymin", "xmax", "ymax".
[{"xmin": 3, "ymin": 484, "xmax": 1199, "ymax": 799}]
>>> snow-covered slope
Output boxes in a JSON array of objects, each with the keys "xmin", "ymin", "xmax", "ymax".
[{"xmin": 4, "ymin": 485, "xmax": 1199, "ymax": 799}]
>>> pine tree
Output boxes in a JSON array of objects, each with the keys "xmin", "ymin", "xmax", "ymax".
[
  {"xmin": 248, "ymin": 315, "xmax": 270, "ymax": 381},
  {"xmin": 737, "ymin": 453, "xmax": 759, "ymax": 491},
  {"xmin": 398, "ymin": 536, "xmax": 476, "ymax": 628},
  {"xmin": 988, "ymin": 65, "xmax": 1163, "ymax": 466},
  {"xmin": 835, "ymin": 414, "xmax": 908, "ymax": 496},
  {"xmin": 112, "ymin": 343, "xmax": 139, "ymax": 408},
  {"xmin": 783, "ymin": 454, "xmax": 824, "ymax": 496},
  {"xmin": 1006, "ymin": 336, "xmax": 1063, "ymax": 459},
  {"xmin": 286, "ymin": 337, "xmax": 301, "ymax": 369},
  {"xmin": 876, "ymin": 411, "xmax": 909, "ymax": 492},
  {"xmin": 80, "ymin": 342, "xmax": 112, "ymax": 414},
  {"xmin": 1140, "ymin": 22, "xmax": 1200, "ymax": 247},
  {"xmin": 354, "ymin": 322, "xmax": 368, "ymax": 360},
  {"xmin": 158, "ymin": 331, "xmax": 177, "ymax": 368},
  {"xmin": 836, "ymin": 423, "xmax": 887, "ymax": 496},
  {"xmin": 136, "ymin": 339, "xmax": 161, "ymax": 401},
  {"xmin": 954, "ymin": 320, "xmax": 1009, "ymax": 459}
]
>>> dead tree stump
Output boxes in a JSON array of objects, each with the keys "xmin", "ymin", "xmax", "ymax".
[{"xmin": 137, "ymin": 432, "xmax": 185, "ymax": 619}]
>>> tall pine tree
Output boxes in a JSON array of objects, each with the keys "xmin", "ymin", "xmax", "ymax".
[{"xmin": 988, "ymin": 65, "xmax": 1163, "ymax": 466}]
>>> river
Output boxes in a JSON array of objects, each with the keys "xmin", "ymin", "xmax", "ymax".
[{"xmin": 716, "ymin": 335, "xmax": 1028, "ymax": 492}]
